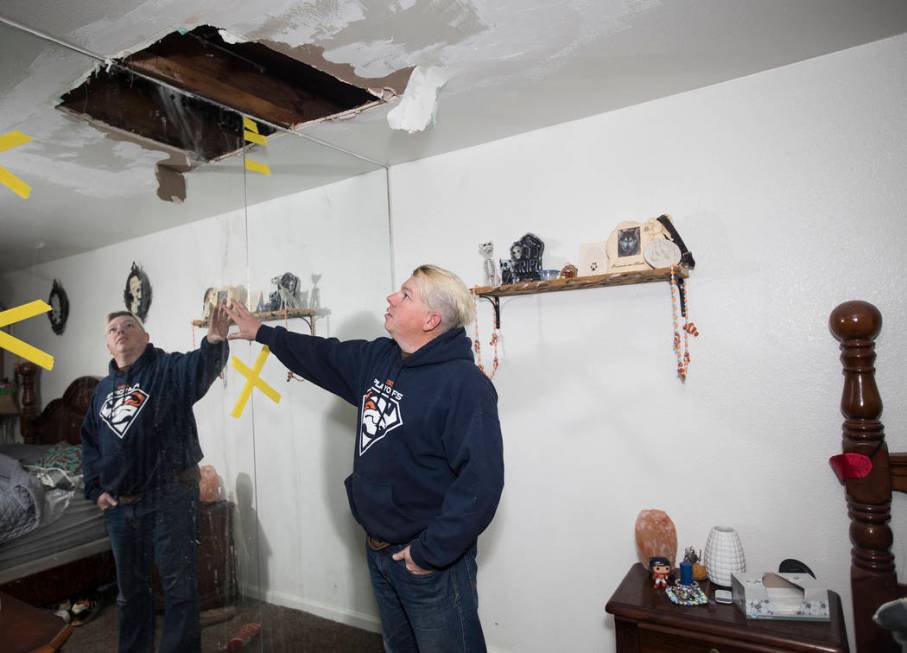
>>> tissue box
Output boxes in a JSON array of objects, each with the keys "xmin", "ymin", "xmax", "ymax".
[{"xmin": 731, "ymin": 572, "xmax": 830, "ymax": 621}]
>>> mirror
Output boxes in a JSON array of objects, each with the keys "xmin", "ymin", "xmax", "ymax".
[{"xmin": 0, "ymin": 16, "xmax": 391, "ymax": 651}]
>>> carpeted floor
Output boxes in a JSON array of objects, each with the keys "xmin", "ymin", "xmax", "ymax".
[{"xmin": 64, "ymin": 599, "xmax": 385, "ymax": 652}]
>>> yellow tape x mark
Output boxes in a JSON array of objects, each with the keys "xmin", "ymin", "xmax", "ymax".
[
  {"xmin": 242, "ymin": 117, "xmax": 270, "ymax": 173},
  {"xmin": 0, "ymin": 300, "xmax": 54, "ymax": 370},
  {"xmin": 0, "ymin": 130, "xmax": 33, "ymax": 200},
  {"xmin": 230, "ymin": 346, "xmax": 280, "ymax": 418}
]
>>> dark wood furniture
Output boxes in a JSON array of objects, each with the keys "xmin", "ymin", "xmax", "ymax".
[
  {"xmin": 197, "ymin": 499, "xmax": 238, "ymax": 610},
  {"xmin": 154, "ymin": 499, "xmax": 238, "ymax": 611},
  {"xmin": 0, "ymin": 590, "xmax": 73, "ymax": 652},
  {"xmin": 829, "ymin": 300, "xmax": 904, "ymax": 652},
  {"xmin": 606, "ymin": 563, "xmax": 849, "ymax": 653}
]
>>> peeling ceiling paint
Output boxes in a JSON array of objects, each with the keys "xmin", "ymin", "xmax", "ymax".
[{"xmin": 1, "ymin": 0, "xmax": 906, "ymax": 271}]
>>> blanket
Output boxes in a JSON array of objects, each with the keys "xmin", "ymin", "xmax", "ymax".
[{"xmin": 0, "ymin": 452, "xmax": 44, "ymax": 544}]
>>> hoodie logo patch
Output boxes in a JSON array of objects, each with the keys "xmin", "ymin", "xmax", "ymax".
[
  {"xmin": 99, "ymin": 383, "xmax": 150, "ymax": 439},
  {"xmin": 359, "ymin": 379, "xmax": 403, "ymax": 455}
]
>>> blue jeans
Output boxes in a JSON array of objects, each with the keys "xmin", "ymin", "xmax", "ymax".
[
  {"xmin": 367, "ymin": 541, "xmax": 486, "ymax": 653},
  {"xmin": 105, "ymin": 480, "xmax": 200, "ymax": 653}
]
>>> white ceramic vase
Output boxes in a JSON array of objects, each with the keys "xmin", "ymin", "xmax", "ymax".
[{"xmin": 703, "ymin": 526, "xmax": 745, "ymax": 587}]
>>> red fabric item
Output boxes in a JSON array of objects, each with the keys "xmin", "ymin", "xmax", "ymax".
[
  {"xmin": 226, "ymin": 623, "xmax": 262, "ymax": 652},
  {"xmin": 829, "ymin": 452, "xmax": 873, "ymax": 483}
]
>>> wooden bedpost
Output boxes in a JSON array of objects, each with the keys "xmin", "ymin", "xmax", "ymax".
[
  {"xmin": 15, "ymin": 360, "xmax": 39, "ymax": 444},
  {"xmin": 830, "ymin": 300, "xmax": 898, "ymax": 653}
]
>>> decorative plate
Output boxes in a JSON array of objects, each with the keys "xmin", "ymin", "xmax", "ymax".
[{"xmin": 643, "ymin": 239, "xmax": 682, "ymax": 268}]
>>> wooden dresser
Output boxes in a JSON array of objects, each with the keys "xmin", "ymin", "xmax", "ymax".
[
  {"xmin": 197, "ymin": 499, "xmax": 238, "ymax": 610},
  {"xmin": 605, "ymin": 564, "xmax": 849, "ymax": 653},
  {"xmin": 155, "ymin": 499, "xmax": 237, "ymax": 610}
]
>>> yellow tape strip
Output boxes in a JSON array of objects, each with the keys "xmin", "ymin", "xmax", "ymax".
[
  {"xmin": 0, "ymin": 130, "xmax": 32, "ymax": 152},
  {"xmin": 0, "ymin": 165, "xmax": 31, "ymax": 199},
  {"xmin": 0, "ymin": 332, "xmax": 54, "ymax": 371},
  {"xmin": 0, "ymin": 300, "xmax": 54, "ymax": 370},
  {"xmin": 230, "ymin": 346, "xmax": 281, "ymax": 418},
  {"xmin": 0, "ymin": 300, "xmax": 51, "ymax": 329},
  {"xmin": 244, "ymin": 130, "xmax": 267, "ymax": 146},
  {"xmin": 242, "ymin": 117, "xmax": 259, "ymax": 133},
  {"xmin": 244, "ymin": 159, "xmax": 271, "ymax": 176}
]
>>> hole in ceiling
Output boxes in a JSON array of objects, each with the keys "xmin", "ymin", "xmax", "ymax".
[{"xmin": 57, "ymin": 25, "xmax": 382, "ymax": 163}]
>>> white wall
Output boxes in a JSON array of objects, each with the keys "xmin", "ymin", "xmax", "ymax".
[
  {"xmin": 2, "ymin": 31, "xmax": 906, "ymax": 653},
  {"xmin": 388, "ymin": 33, "xmax": 907, "ymax": 652}
]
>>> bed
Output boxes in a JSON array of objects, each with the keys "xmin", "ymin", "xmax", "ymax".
[
  {"xmin": 830, "ymin": 300, "xmax": 907, "ymax": 652},
  {"xmin": 0, "ymin": 361, "xmax": 115, "ymax": 606}
]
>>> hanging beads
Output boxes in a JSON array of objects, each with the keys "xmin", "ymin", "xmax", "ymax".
[
  {"xmin": 473, "ymin": 295, "xmax": 501, "ymax": 379},
  {"xmin": 670, "ymin": 266, "xmax": 699, "ymax": 379}
]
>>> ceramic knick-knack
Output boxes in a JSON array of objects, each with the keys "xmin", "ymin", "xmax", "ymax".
[{"xmin": 703, "ymin": 526, "xmax": 745, "ymax": 587}]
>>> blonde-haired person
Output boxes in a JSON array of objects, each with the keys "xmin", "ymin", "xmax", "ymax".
[
  {"xmin": 81, "ymin": 308, "xmax": 230, "ymax": 653},
  {"xmin": 225, "ymin": 265, "xmax": 504, "ymax": 653}
]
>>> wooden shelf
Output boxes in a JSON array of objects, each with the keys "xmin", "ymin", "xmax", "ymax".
[
  {"xmin": 472, "ymin": 267, "xmax": 687, "ymax": 298},
  {"xmin": 472, "ymin": 267, "xmax": 688, "ymax": 328},
  {"xmin": 192, "ymin": 307, "xmax": 317, "ymax": 335}
]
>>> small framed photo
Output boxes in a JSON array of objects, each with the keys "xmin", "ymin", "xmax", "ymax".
[{"xmin": 607, "ymin": 220, "xmax": 665, "ymax": 272}]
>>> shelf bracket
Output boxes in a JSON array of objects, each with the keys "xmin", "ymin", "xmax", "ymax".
[{"xmin": 479, "ymin": 295, "xmax": 501, "ymax": 330}]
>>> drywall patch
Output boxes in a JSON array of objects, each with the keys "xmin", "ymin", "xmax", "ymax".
[{"xmin": 386, "ymin": 66, "xmax": 447, "ymax": 133}]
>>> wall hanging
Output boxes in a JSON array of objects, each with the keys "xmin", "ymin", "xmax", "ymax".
[
  {"xmin": 47, "ymin": 279, "xmax": 69, "ymax": 335},
  {"xmin": 124, "ymin": 262, "xmax": 152, "ymax": 321}
]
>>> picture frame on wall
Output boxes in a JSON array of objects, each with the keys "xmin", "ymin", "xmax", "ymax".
[
  {"xmin": 48, "ymin": 279, "xmax": 69, "ymax": 335},
  {"xmin": 124, "ymin": 262, "xmax": 152, "ymax": 321}
]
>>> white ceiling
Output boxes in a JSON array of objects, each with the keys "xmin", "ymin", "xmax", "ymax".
[{"xmin": 1, "ymin": 0, "xmax": 906, "ymax": 272}]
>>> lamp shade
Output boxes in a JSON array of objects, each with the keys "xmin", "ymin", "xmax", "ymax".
[{"xmin": 703, "ymin": 525, "xmax": 745, "ymax": 587}]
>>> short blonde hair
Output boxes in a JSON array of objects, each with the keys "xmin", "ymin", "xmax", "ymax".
[
  {"xmin": 106, "ymin": 311, "xmax": 146, "ymax": 332},
  {"xmin": 411, "ymin": 265, "xmax": 475, "ymax": 331}
]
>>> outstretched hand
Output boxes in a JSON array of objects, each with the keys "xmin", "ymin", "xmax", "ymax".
[
  {"xmin": 223, "ymin": 301, "xmax": 262, "ymax": 341},
  {"xmin": 207, "ymin": 304, "xmax": 230, "ymax": 343}
]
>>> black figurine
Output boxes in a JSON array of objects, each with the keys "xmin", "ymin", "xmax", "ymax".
[{"xmin": 502, "ymin": 233, "xmax": 544, "ymax": 283}]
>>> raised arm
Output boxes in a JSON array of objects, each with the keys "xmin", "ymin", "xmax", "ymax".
[{"xmin": 223, "ymin": 300, "xmax": 373, "ymax": 405}]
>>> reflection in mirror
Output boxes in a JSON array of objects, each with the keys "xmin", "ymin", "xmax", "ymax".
[
  {"xmin": 0, "ymin": 17, "xmax": 251, "ymax": 651},
  {"xmin": 0, "ymin": 14, "xmax": 395, "ymax": 652}
]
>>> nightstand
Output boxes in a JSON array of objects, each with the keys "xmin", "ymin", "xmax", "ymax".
[
  {"xmin": 0, "ymin": 591, "xmax": 73, "ymax": 652},
  {"xmin": 197, "ymin": 499, "xmax": 238, "ymax": 610},
  {"xmin": 605, "ymin": 563, "xmax": 849, "ymax": 653}
]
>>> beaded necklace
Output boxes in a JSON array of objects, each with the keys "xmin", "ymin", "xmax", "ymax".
[
  {"xmin": 472, "ymin": 296, "xmax": 500, "ymax": 379},
  {"xmin": 670, "ymin": 266, "xmax": 699, "ymax": 379}
]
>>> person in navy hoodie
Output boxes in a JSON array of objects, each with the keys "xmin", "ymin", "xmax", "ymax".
[
  {"xmin": 81, "ymin": 308, "xmax": 229, "ymax": 653},
  {"xmin": 224, "ymin": 264, "xmax": 504, "ymax": 652}
]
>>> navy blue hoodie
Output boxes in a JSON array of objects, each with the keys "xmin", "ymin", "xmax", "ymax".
[
  {"xmin": 81, "ymin": 337, "xmax": 228, "ymax": 503},
  {"xmin": 256, "ymin": 324, "xmax": 504, "ymax": 570}
]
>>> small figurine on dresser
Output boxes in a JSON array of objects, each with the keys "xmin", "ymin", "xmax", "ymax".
[
  {"xmin": 649, "ymin": 557, "xmax": 672, "ymax": 590},
  {"xmin": 479, "ymin": 242, "xmax": 501, "ymax": 287}
]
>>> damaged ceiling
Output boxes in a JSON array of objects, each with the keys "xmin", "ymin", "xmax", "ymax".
[{"xmin": 1, "ymin": 0, "xmax": 907, "ymax": 272}]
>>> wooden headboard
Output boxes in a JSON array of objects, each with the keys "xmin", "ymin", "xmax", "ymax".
[
  {"xmin": 15, "ymin": 361, "xmax": 99, "ymax": 445},
  {"xmin": 830, "ymin": 300, "xmax": 902, "ymax": 653}
]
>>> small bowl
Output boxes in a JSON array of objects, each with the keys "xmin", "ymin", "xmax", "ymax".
[{"xmin": 540, "ymin": 269, "xmax": 560, "ymax": 280}]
